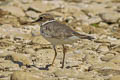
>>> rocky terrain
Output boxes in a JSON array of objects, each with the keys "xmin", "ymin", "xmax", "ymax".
[{"xmin": 0, "ymin": 0, "xmax": 120, "ymax": 80}]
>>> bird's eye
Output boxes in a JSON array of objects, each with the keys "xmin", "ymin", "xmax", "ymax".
[{"xmin": 40, "ymin": 17, "xmax": 43, "ymax": 20}]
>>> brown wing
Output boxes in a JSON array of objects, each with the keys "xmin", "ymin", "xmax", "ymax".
[
  {"xmin": 41, "ymin": 21, "xmax": 74, "ymax": 39},
  {"xmin": 41, "ymin": 21, "xmax": 94, "ymax": 40}
]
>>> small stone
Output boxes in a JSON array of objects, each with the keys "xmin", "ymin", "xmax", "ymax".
[
  {"xmin": 74, "ymin": 49, "xmax": 82, "ymax": 54},
  {"xmin": 54, "ymin": 69, "xmax": 79, "ymax": 78},
  {"xmin": 85, "ymin": 16, "xmax": 102, "ymax": 25},
  {"xmin": 5, "ymin": 53, "xmax": 33, "ymax": 66},
  {"xmin": 110, "ymin": 75, "xmax": 120, "ymax": 80},
  {"xmin": 26, "ymin": 11, "xmax": 39, "ymax": 18},
  {"xmin": 24, "ymin": 48, "xmax": 35, "ymax": 54},
  {"xmin": 30, "ymin": 1, "xmax": 59, "ymax": 12},
  {"xmin": 10, "ymin": 71, "xmax": 42, "ymax": 80},
  {"xmin": 82, "ymin": 3, "xmax": 107, "ymax": 15},
  {"xmin": 97, "ymin": 69, "xmax": 120, "ymax": 76},
  {"xmin": 0, "ymin": 50, "xmax": 13, "ymax": 58},
  {"xmin": 98, "ymin": 45, "xmax": 109, "ymax": 52},
  {"xmin": 81, "ymin": 25, "xmax": 95, "ymax": 34},
  {"xmin": 112, "ymin": 0, "xmax": 120, "ymax": 2},
  {"xmin": 100, "ymin": 54, "xmax": 115, "ymax": 61},
  {"xmin": 110, "ymin": 56, "xmax": 120, "ymax": 64},
  {"xmin": 20, "ymin": 0, "xmax": 33, "ymax": 3},
  {"xmin": 92, "ymin": 62, "xmax": 120, "ymax": 70},
  {"xmin": 98, "ymin": 22, "xmax": 109, "ymax": 29},
  {"xmin": 0, "ymin": 60, "xmax": 20, "ymax": 71},
  {"xmin": 0, "ymin": 6, "xmax": 25, "ymax": 17},
  {"xmin": 100, "ymin": 11, "xmax": 120, "ymax": 23}
]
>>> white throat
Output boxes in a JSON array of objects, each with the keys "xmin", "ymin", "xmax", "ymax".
[{"xmin": 41, "ymin": 20, "xmax": 56, "ymax": 26}]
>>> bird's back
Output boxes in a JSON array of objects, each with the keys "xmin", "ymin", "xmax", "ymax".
[{"xmin": 40, "ymin": 21, "xmax": 74, "ymax": 39}]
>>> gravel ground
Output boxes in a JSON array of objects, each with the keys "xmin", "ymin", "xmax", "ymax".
[{"xmin": 0, "ymin": 0, "xmax": 120, "ymax": 80}]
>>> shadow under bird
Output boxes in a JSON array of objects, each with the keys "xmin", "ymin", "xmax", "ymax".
[{"xmin": 31, "ymin": 13, "xmax": 95, "ymax": 68}]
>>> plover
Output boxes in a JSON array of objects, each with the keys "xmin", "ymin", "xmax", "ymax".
[{"xmin": 32, "ymin": 13, "xmax": 94, "ymax": 68}]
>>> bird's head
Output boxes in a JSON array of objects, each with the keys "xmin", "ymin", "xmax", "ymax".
[{"xmin": 32, "ymin": 13, "xmax": 55, "ymax": 24}]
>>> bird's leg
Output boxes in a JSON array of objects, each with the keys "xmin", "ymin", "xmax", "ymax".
[
  {"xmin": 61, "ymin": 44, "xmax": 66, "ymax": 68},
  {"xmin": 51, "ymin": 45, "xmax": 57, "ymax": 66}
]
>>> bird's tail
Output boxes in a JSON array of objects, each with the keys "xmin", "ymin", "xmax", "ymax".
[{"xmin": 73, "ymin": 32, "xmax": 95, "ymax": 40}]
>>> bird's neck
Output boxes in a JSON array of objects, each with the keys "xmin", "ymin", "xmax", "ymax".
[{"xmin": 41, "ymin": 19, "xmax": 56, "ymax": 26}]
